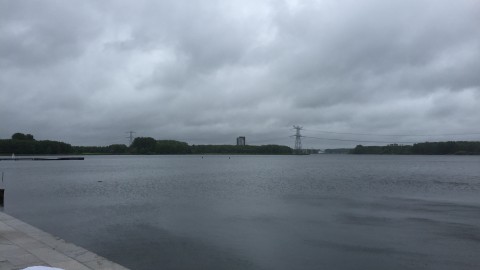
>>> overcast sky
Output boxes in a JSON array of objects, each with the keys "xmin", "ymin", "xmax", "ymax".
[{"xmin": 1, "ymin": 0, "xmax": 479, "ymax": 148}]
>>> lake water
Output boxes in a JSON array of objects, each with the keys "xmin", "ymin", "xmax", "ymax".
[{"xmin": 1, "ymin": 155, "xmax": 480, "ymax": 270}]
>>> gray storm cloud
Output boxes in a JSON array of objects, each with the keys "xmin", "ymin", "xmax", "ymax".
[{"xmin": 1, "ymin": 0, "xmax": 479, "ymax": 148}]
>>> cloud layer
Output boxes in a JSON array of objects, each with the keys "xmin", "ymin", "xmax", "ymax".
[{"xmin": 1, "ymin": 0, "xmax": 479, "ymax": 148}]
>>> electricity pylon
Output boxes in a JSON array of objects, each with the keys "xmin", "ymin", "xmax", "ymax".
[
  {"xmin": 126, "ymin": 131, "xmax": 136, "ymax": 145},
  {"xmin": 293, "ymin": 125, "xmax": 303, "ymax": 154}
]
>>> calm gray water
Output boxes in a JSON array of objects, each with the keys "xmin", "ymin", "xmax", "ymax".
[{"xmin": 1, "ymin": 155, "xmax": 480, "ymax": 270}]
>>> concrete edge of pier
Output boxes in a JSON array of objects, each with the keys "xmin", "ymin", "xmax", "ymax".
[{"xmin": 0, "ymin": 211, "xmax": 129, "ymax": 270}]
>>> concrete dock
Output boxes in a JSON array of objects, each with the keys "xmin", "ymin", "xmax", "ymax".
[
  {"xmin": 0, "ymin": 157, "xmax": 84, "ymax": 161},
  {"xmin": 0, "ymin": 211, "xmax": 129, "ymax": 270}
]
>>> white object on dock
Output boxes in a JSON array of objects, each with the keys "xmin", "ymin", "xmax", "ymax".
[{"xmin": 22, "ymin": 267, "xmax": 64, "ymax": 270}]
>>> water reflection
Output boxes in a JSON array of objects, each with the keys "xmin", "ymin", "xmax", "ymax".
[{"xmin": 1, "ymin": 155, "xmax": 480, "ymax": 270}]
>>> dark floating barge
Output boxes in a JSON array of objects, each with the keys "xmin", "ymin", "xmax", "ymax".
[{"xmin": 0, "ymin": 157, "xmax": 84, "ymax": 161}]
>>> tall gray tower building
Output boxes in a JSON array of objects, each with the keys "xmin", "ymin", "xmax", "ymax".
[{"xmin": 236, "ymin": 136, "xmax": 246, "ymax": 146}]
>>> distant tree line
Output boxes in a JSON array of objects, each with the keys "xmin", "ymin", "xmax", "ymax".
[
  {"xmin": 4, "ymin": 133, "xmax": 480, "ymax": 156},
  {"xmin": 129, "ymin": 137, "xmax": 292, "ymax": 155},
  {"xmin": 0, "ymin": 133, "xmax": 72, "ymax": 155},
  {"xmin": 0, "ymin": 133, "xmax": 293, "ymax": 155},
  {"xmin": 190, "ymin": 144, "xmax": 292, "ymax": 155},
  {"xmin": 298, "ymin": 149, "xmax": 320, "ymax": 154},
  {"xmin": 71, "ymin": 144, "xmax": 129, "ymax": 155},
  {"xmin": 323, "ymin": 148, "xmax": 352, "ymax": 154},
  {"xmin": 351, "ymin": 141, "xmax": 480, "ymax": 155}
]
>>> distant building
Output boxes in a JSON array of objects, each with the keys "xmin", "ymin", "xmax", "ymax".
[{"xmin": 236, "ymin": 136, "xmax": 246, "ymax": 146}]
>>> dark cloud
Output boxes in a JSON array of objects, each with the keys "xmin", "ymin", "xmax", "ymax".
[{"xmin": 1, "ymin": 0, "xmax": 479, "ymax": 148}]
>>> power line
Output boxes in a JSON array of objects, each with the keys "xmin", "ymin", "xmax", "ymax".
[
  {"xmin": 303, "ymin": 128, "xmax": 480, "ymax": 137},
  {"xmin": 302, "ymin": 135, "xmax": 417, "ymax": 144}
]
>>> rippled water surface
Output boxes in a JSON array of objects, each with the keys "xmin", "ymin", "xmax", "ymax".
[{"xmin": 2, "ymin": 155, "xmax": 480, "ymax": 270}]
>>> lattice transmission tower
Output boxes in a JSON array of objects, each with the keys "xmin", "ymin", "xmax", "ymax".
[
  {"xmin": 293, "ymin": 125, "xmax": 303, "ymax": 154},
  {"xmin": 126, "ymin": 131, "xmax": 136, "ymax": 145}
]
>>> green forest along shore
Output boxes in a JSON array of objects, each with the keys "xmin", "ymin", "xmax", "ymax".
[
  {"xmin": 0, "ymin": 133, "xmax": 292, "ymax": 155},
  {"xmin": 2, "ymin": 133, "xmax": 480, "ymax": 155}
]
